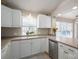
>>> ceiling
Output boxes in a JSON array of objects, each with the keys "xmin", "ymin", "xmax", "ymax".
[
  {"xmin": 2, "ymin": 0, "xmax": 78, "ymax": 19},
  {"xmin": 57, "ymin": 9, "xmax": 78, "ymax": 20},
  {"xmin": 53, "ymin": 0, "xmax": 78, "ymax": 20},
  {"xmin": 3, "ymin": 0, "xmax": 64, "ymax": 14}
]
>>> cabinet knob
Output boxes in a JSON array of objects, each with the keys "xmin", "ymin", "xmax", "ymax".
[
  {"xmin": 68, "ymin": 49, "xmax": 74, "ymax": 52},
  {"xmin": 64, "ymin": 51, "xmax": 68, "ymax": 54}
]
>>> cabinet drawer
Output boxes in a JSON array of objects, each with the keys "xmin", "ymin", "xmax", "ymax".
[
  {"xmin": 58, "ymin": 43, "xmax": 76, "ymax": 50},
  {"xmin": 58, "ymin": 43, "xmax": 78, "ymax": 58}
]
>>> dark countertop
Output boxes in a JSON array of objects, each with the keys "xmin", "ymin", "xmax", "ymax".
[
  {"xmin": 49, "ymin": 37, "xmax": 78, "ymax": 49},
  {"xmin": 1, "ymin": 39, "xmax": 11, "ymax": 49},
  {"xmin": 1, "ymin": 36, "xmax": 78, "ymax": 50},
  {"xmin": 1, "ymin": 35, "xmax": 50, "ymax": 49}
]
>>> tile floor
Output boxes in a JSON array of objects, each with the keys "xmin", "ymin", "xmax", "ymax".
[{"xmin": 21, "ymin": 53, "xmax": 51, "ymax": 59}]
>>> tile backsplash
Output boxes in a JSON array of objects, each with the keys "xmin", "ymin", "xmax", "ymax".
[
  {"xmin": 1, "ymin": 27, "xmax": 22, "ymax": 37},
  {"xmin": 1, "ymin": 27, "xmax": 50, "ymax": 37}
]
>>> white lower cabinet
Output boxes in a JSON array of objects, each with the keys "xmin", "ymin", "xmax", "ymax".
[
  {"xmin": 58, "ymin": 43, "xmax": 65, "ymax": 59},
  {"xmin": 31, "ymin": 39, "xmax": 41, "ymax": 55},
  {"xmin": 45, "ymin": 38, "xmax": 49, "ymax": 53},
  {"xmin": 31, "ymin": 38, "xmax": 49, "ymax": 55},
  {"xmin": 11, "ymin": 38, "xmax": 49, "ymax": 59},
  {"xmin": 20, "ymin": 40, "xmax": 31, "ymax": 58},
  {"xmin": 5, "ymin": 43, "xmax": 11, "ymax": 59},
  {"xmin": 40, "ymin": 38, "xmax": 49, "ymax": 53},
  {"xmin": 11, "ymin": 41, "xmax": 20, "ymax": 59},
  {"xmin": 1, "ymin": 42, "xmax": 11, "ymax": 59},
  {"xmin": 75, "ymin": 49, "xmax": 78, "ymax": 59},
  {"xmin": 11, "ymin": 40, "xmax": 31, "ymax": 59},
  {"xmin": 58, "ymin": 43, "xmax": 78, "ymax": 59}
]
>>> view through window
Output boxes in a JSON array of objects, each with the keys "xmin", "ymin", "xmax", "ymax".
[
  {"xmin": 22, "ymin": 14, "xmax": 37, "ymax": 35},
  {"xmin": 56, "ymin": 21, "xmax": 73, "ymax": 38}
]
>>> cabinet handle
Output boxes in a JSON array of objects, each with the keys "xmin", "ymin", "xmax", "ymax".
[
  {"xmin": 64, "ymin": 51, "xmax": 68, "ymax": 54},
  {"xmin": 68, "ymin": 49, "xmax": 73, "ymax": 52}
]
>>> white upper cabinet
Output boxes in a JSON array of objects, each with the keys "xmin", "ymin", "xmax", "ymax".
[
  {"xmin": 37, "ymin": 14, "xmax": 51, "ymax": 28},
  {"xmin": 12, "ymin": 9, "xmax": 22, "ymax": 27},
  {"xmin": 22, "ymin": 15, "xmax": 37, "ymax": 27},
  {"xmin": 1, "ymin": 5, "xmax": 12, "ymax": 27},
  {"xmin": 1, "ymin": 5, "xmax": 22, "ymax": 27}
]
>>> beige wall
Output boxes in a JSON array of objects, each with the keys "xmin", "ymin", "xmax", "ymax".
[{"xmin": 56, "ymin": 17, "xmax": 74, "ymax": 23}]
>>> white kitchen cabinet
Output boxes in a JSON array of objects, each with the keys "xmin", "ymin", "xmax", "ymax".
[
  {"xmin": 65, "ymin": 44, "xmax": 78, "ymax": 59},
  {"xmin": 58, "ymin": 43, "xmax": 78, "ymax": 59},
  {"xmin": 11, "ymin": 41, "xmax": 20, "ymax": 59},
  {"xmin": 58, "ymin": 43, "xmax": 68, "ymax": 59},
  {"xmin": 1, "ymin": 5, "xmax": 22, "ymax": 27},
  {"xmin": 5, "ymin": 42, "xmax": 11, "ymax": 59},
  {"xmin": 12, "ymin": 9, "xmax": 22, "ymax": 27},
  {"xmin": 37, "ymin": 14, "xmax": 51, "ymax": 28},
  {"xmin": 1, "ymin": 5, "xmax": 12, "ymax": 27},
  {"xmin": 20, "ymin": 40, "xmax": 31, "ymax": 58},
  {"xmin": 1, "ymin": 42, "xmax": 11, "ymax": 59},
  {"xmin": 40, "ymin": 38, "xmax": 49, "ymax": 53},
  {"xmin": 40, "ymin": 38, "xmax": 45, "ymax": 52},
  {"xmin": 10, "ymin": 38, "xmax": 49, "ymax": 59},
  {"xmin": 31, "ymin": 39, "xmax": 41, "ymax": 55},
  {"xmin": 75, "ymin": 49, "xmax": 78, "ymax": 59},
  {"xmin": 31, "ymin": 38, "xmax": 49, "ymax": 55},
  {"xmin": 45, "ymin": 38, "xmax": 49, "ymax": 53},
  {"xmin": 58, "ymin": 43, "xmax": 64, "ymax": 59}
]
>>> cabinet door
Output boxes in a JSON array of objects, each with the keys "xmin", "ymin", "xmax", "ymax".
[
  {"xmin": 37, "ymin": 15, "xmax": 51, "ymax": 28},
  {"xmin": 74, "ymin": 49, "xmax": 78, "ymax": 59},
  {"xmin": 40, "ymin": 38, "xmax": 49, "ymax": 53},
  {"xmin": 5, "ymin": 42, "xmax": 11, "ymax": 59},
  {"xmin": 31, "ymin": 39, "xmax": 40, "ymax": 55},
  {"xmin": 67, "ymin": 47, "xmax": 78, "ymax": 59},
  {"xmin": 60, "ymin": 49, "xmax": 74, "ymax": 59},
  {"xmin": 1, "ymin": 42, "xmax": 11, "ymax": 59},
  {"xmin": 1, "ymin": 5, "xmax": 12, "ymax": 27},
  {"xmin": 20, "ymin": 40, "xmax": 31, "ymax": 58},
  {"xmin": 12, "ymin": 9, "xmax": 22, "ymax": 27},
  {"xmin": 58, "ymin": 43, "xmax": 74, "ymax": 59},
  {"xmin": 45, "ymin": 38, "xmax": 49, "ymax": 53},
  {"xmin": 11, "ymin": 41, "xmax": 20, "ymax": 59},
  {"xmin": 58, "ymin": 43, "xmax": 68, "ymax": 59},
  {"xmin": 40, "ymin": 38, "xmax": 45, "ymax": 52},
  {"xmin": 58, "ymin": 43, "xmax": 78, "ymax": 59}
]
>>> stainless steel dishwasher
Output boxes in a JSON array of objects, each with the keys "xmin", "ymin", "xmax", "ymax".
[{"xmin": 49, "ymin": 40, "xmax": 58, "ymax": 59}]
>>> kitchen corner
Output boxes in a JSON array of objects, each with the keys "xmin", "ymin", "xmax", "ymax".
[{"xmin": 1, "ymin": 0, "xmax": 78, "ymax": 59}]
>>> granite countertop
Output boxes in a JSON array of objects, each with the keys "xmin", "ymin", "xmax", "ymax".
[
  {"xmin": 1, "ymin": 39, "xmax": 11, "ymax": 49},
  {"xmin": 1, "ymin": 35, "xmax": 50, "ymax": 49},
  {"xmin": 49, "ymin": 37, "xmax": 78, "ymax": 49},
  {"xmin": 1, "ymin": 36, "xmax": 78, "ymax": 50},
  {"xmin": 2, "ymin": 36, "xmax": 50, "ymax": 40}
]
